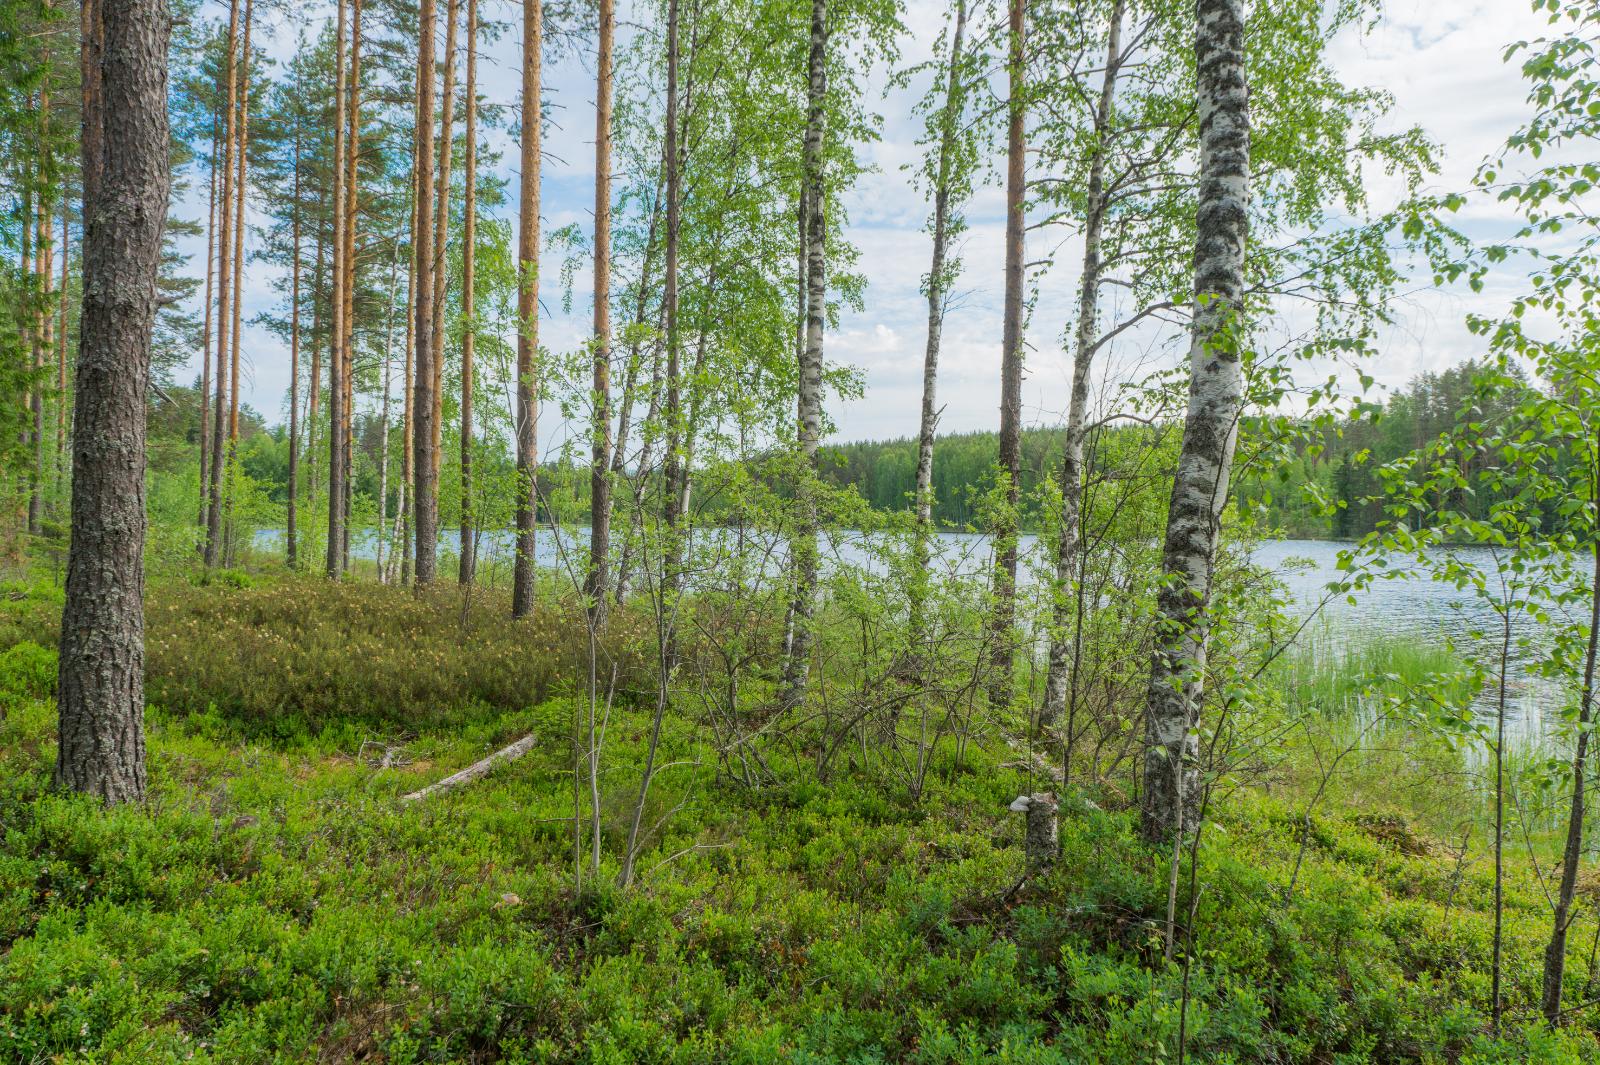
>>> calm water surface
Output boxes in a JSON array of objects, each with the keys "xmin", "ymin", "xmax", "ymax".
[{"xmin": 256, "ymin": 529, "xmax": 1583, "ymax": 734}]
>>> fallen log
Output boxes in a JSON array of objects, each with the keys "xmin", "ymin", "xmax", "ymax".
[{"xmin": 400, "ymin": 733, "xmax": 539, "ymax": 804}]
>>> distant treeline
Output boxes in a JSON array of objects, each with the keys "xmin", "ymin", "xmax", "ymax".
[
  {"xmin": 823, "ymin": 360, "xmax": 1545, "ymax": 540},
  {"xmin": 154, "ymin": 359, "xmax": 1546, "ymax": 543}
]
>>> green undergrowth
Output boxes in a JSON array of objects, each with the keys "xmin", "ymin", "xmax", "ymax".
[{"xmin": 0, "ymin": 579, "xmax": 1595, "ymax": 1062}]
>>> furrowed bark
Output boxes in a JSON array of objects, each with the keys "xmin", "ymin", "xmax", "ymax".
[
  {"xmin": 429, "ymin": 0, "xmax": 459, "ymax": 496},
  {"xmin": 459, "ymin": 0, "xmax": 478, "ymax": 586},
  {"xmin": 198, "ymin": 115, "xmax": 217, "ymax": 536},
  {"xmin": 223, "ymin": 0, "xmax": 254, "ymax": 568},
  {"xmin": 1140, "ymin": 0, "xmax": 1250, "ymax": 845},
  {"xmin": 287, "ymin": 114, "xmax": 302, "ymax": 569},
  {"xmin": 510, "ymin": 0, "xmax": 541, "ymax": 614},
  {"xmin": 55, "ymin": 0, "xmax": 169, "ymax": 804},
  {"xmin": 55, "ymin": 199, "xmax": 70, "ymax": 501},
  {"xmin": 412, "ymin": 0, "xmax": 440, "ymax": 587},
  {"xmin": 326, "ymin": 0, "xmax": 349, "ymax": 578},
  {"xmin": 341, "ymin": 0, "xmax": 364, "ymax": 573},
  {"xmin": 204, "ymin": 0, "xmax": 241, "ymax": 568}
]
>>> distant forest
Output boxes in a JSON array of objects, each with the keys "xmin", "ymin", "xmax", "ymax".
[{"xmin": 821, "ymin": 360, "xmax": 1536, "ymax": 541}]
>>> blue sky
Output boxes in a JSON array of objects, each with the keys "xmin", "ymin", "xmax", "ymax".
[{"xmin": 193, "ymin": 0, "xmax": 1553, "ymax": 450}]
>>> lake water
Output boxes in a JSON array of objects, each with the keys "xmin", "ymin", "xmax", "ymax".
[{"xmin": 255, "ymin": 528, "xmax": 1583, "ymax": 737}]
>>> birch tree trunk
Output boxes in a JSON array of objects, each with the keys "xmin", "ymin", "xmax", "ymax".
[
  {"xmin": 1541, "ymin": 442, "xmax": 1600, "ymax": 1021},
  {"xmin": 458, "ymin": 0, "xmax": 479, "ymax": 586},
  {"xmin": 1140, "ymin": 0, "xmax": 1250, "ymax": 845},
  {"xmin": 411, "ymin": 0, "xmax": 440, "ymax": 586},
  {"xmin": 1041, "ymin": 0, "xmax": 1124, "ymax": 731},
  {"xmin": 607, "ymin": 160, "xmax": 664, "ymax": 606},
  {"xmin": 910, "ymin": 0, "xmax": 968, "ymax": 651},
  {"xmin": 779, "ymin": 0, "xmax": 828, "ymax": 713},
  {"xmin": 586, "ymin": 0, "xmax": 615, "ymax": 622},
  {"xmin": 55, "ymin": 0, "xmax": 168, "ymax": 804},
  {"xmin": 659, "ymin": 0, "xmax": 685, "ymax": 646},
  {"xmin": 511, "ymin": 0, "xmax": 541, "ymax": 615},
  {"xmin": 987, "ymin": 0, "xmax": 1026, "ymax": 711}
]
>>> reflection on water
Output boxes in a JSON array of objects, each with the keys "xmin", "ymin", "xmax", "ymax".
[{"xmin": 254, "ymin": 529, "xmax": 1586, "ymax": 733}]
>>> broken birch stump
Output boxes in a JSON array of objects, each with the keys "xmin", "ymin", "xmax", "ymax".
[
  {"xmin": 1009, "ymin": 792, "xmax": 1059, "ymax": 874},
  {"xmin": 400, "ymin": 733, "xmax": 539, "ymax": 804}
]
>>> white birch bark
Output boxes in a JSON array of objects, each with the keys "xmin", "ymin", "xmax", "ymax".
[
  {"xmin": 1140, "ymin": 0, "xmax": 1250, "ymax": 844},
  {"xmin": 779, "ymin": 0, "xmax": 828, "ymax": 712},
  {"xmin": 1041, "ymin": 0, "xmax": 1124, "ymax": 730},
  {"xmin": 909, "ymin": 0, "xmax": 968, "ymax": 651}
]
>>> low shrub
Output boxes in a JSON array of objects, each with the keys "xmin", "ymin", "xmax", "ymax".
[{"xmin": 143, "ymin": 577, "xmax": 660, "ymax": 739}]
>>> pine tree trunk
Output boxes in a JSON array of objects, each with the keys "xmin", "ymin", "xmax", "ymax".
[
  {"xmin": 988, "ymin": 0, "xmax": 1026, "ymax": 711},
  {"xmin": 411, "ymin": 0, "xmax": 440, "ymax": 586},
  {"xmin": 910, "ymin": 0, "xmax": 968, "ymax": 652},
  {"xmin": 56, "ymin": 0, "xmax": 168, "ymax": 804},
  {"xmin": 16, "ymin": 174, "xmax": 32, "ymax": 556},
  {"xmin": 779, "ymin": 0, "xmax": 828, "ymax": 712},
  {"xmin": 458, "ymin": 0, "xmax": 478, "ymax": 586},
  {"xmin": 1141, "ymin": 0, "xmax": 1250, "ymax": 845},
  {"xmin": 204, "ymin": 0, "xmax": 240, "ymax": 568},
  {"xmin": 379, "ymin": 247, "xmax": 398, "ymax": 580},
  {"xmin": 586, "ymin": 0, "xmax": 615, "ymax": 620},
  {"xmin": 30, "ymin": 158, "xmax": 49, "ymax": 535},
  {"xmin": 287, "ymin": 119, "xmax": 302, "ymax": 569},
  {"xmin": 511, "ymin": 0, "xmax": 541, "ymax": 616},
  {"xmin": 198, "ymin": 113, "xmax": 218, "ymax": 534},
  {"xmin": 398, "ymin": 139, "xmax": 417, "ymax": 585},
  {"xmin": 55, "ymin": 199, "xmax": 69, "ymax": 501},
  {"xmin": 430, "ymin": 0, "xmax": 459, "ymax": 498},
  {"xmin": 326, "ymin": 0, "xmax": 349, "ymax": 578},
  {"xmin": 1041, "ymin": 0, "xmax": 1123, "ymax": 731},
  {"xmin": 223, "ymin": 0, "xmax": 253, "ymax": 568},
  {"xmin": 341, "ymin": 0, "xmax": 362, "ymax": 572},
  {"xmin": 308, "ymin": 233, "xmax": 324, "ymax": 522}
]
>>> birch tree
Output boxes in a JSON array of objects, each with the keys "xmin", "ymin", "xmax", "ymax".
[
  {"xmin": 778, "ymin": 0, "xmax": 829, "ymax": 713},
  {"xmin": 1040, "ymin": 0, "xmax": 1123, "ymax": 729},
  {"xmin": 1141, "ymin": 0, "xmax": 1249, "ymax": 844}
]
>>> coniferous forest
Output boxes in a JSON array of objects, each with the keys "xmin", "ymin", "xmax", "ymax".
[{"xmin": 7, "ymin": 0, "xmax": 1600, "ymax": 1060}]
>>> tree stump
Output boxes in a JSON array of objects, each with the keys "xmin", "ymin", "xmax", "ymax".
[{"xmin": 1010, "ymin": 792, "xmax": 1058, "ymax": 875}]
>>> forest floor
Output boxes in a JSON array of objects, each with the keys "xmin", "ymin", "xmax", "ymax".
[{"xmin": 0, "ymin": 571, "xmax": 1594, "ymax": 1063}]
